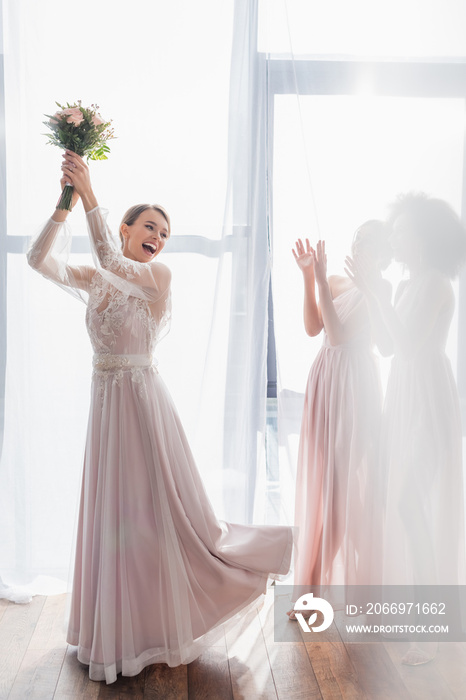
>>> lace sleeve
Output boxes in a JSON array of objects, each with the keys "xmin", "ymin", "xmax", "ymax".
[
  {"xmin": 27, "ymin": 217, "xmax": 94, "ymax": 302},
  {"xmin": 86, "ymin": 206, "xmax": 171, "ymax": 303}
]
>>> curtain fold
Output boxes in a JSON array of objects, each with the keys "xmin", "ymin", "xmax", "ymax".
[
  {"xmin": 2, "ymin": 0, "xmax": 465, "ymax": 602},
  {"xmin": 195, "ymin": 0, "xmax": 271, "ymax": 525},
  {"xmin": 0, "ymin": 0, "xmax": 276, "ymax": 597},
  {"xmin": 0, "ymin": 0, "xmax": 282, "ymax": 600},
  {"xmin": 263, "ymin": 0, "xmax": 466, "ymax": 546}
]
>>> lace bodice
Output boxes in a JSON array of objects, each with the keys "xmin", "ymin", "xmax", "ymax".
[
  {"xmin": 86, "ymin": 272, "xmax": 170, "ymax": 355},
  {"xmin": 27, "ymin": 206, "xmax": 172, "ymax": 355}
]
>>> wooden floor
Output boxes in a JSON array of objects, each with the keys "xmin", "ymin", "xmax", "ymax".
[{"xmin": 0, "ymin": 590, "xmax": 465, "ymax": 700}]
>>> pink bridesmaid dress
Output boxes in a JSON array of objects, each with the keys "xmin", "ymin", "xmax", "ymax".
[
  {"xmin": 294, "ymin": 285, "xmax": 383, "ymax": 587},
  {"xmin": 28, "ymin": 206, "xmax": 294, "ymax": 683}
]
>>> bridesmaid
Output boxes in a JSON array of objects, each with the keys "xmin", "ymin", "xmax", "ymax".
[
  {"xmin": 289, "ymin": 221, "xmax": 391, "ymax": 613},
  {"xmin": 347, "ymin": 193, "xmax": 466, "ymax": 664}
]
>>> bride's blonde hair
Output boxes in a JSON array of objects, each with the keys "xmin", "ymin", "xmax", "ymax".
[{"xmin": 119, "ymin": 204, "xmax": 171, "ymax": 246}]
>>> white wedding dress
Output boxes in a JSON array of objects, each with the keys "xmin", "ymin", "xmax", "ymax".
[{"xmin": 27, "ymin": 206, "xmax": 295, "ymax": 684}]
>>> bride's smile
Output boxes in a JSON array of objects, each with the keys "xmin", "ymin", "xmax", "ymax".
[{"xmin": 120, "ymin": 209, "xmax": 170, "ymax": 263}]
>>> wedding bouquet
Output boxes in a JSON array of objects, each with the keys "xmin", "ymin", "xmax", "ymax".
[{"xmin": 44, "ymin": 101, "xmax": 114, "ymax": 210}]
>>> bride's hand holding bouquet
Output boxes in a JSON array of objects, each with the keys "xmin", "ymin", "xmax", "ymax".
[
  {"xmin": 52, "ymin": 151, "xmax": 97, "ymax": 222},
  {"xmin": 44, "ymin": 101, "xmax": 113, "ymax": 211},
  {"xmin": 60, "ymin": 151, "xmax": 98, "ymax": 212}
]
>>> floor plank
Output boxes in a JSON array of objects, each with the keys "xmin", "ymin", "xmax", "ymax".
[
  {"xmin": 187, "ymin": 645, "xmax": 233, "ymax": 700},
  {"xmin": 0, "ymin": 595, "xmax": 46, "ymax": 700},
  {"xmin": 259, "ymin": 590, "xmax": 323, "ymax": 700},
  {"xmin": 97, "ymin": 666, "xmax": 146, "ymax": 700},
  {"xmin": 28, "ymin": 594, "xmax": 68, "ymax": 651},
  {"xmin": 304, "ymin": 640, "xmax": 369, "ymax": 700},
  {"xmin": 343, "ymin": 644, "xmax": 411, "ymax": 700},
  {"xmin": 7, "ymin": 592, "xmax": 69, "ymax": 699},
  {"xmin": 1, "ymin": 592, "xmax": 465, "ymax": 699},
  {"xmin": 382, "ymin": 641, "xmax": 456, "ymax": 700},
  {"xmin": 144, "ymin": 663, "xmax": 188, "ymax": 700},
  {"xmin": 284, "ymin": 606, "xmax": 368, "ymax": 700},
  {"xmin": 53, "ymin": 646, "xmax": 100, "ymax": 700},
  {"xmin": 226, "ymin": 603, "xmax": 278, "ymax": 699},
  {"xmin": 7, "ymin": 647, "xmax": 66, "ymax": 700},
  {"xmin": 0, "ymin": 599, "xmax": 9, "ymax": 625},
  {"xmin": 428, "ymin": 642, "xmax": 466, "ymax": 699}
]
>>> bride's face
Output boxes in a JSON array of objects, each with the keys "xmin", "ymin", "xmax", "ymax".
[{"xmin": 121, "ymin": 209, "xmax": 170, "ymax": 263}]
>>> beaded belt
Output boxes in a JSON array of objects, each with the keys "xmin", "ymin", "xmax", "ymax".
[{"xmin": 93, "ymin": 353, "xmax": 156, "ymax": 372}]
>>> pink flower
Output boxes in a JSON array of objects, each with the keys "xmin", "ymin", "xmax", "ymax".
[
  {"xmin": 92, "ymin": 113, "xmax": 104, "ymax": 126},
  {"xmin": 50, "ymin": 107, "xmax": 84, "ymax": 126},
  {"xmin": 63, "ymin": 107, "xmax": 84, "ymax": 125},
  {"xmin": 49, "ymin": 111, "xmax": 63, "ymax": 125}
]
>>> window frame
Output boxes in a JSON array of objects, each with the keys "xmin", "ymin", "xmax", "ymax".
[
  {"xmin": 2, "ymin": 52, "xmax": 466, "ymax": 463},
  {"xmin": 265, "ymin": 56, "xmax": 466, "ymax": 425}
]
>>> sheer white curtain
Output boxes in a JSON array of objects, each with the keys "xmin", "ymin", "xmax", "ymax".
[
  {"xmin": 0, "ymin": 0, "xmax": 274, "ymax": 598},
  {"xmin": 194, "ymin": 0, "xmax": 272, "ymax": 525},
  {"xmin": 259, "ymin": 0, "xmax": 466, "ymax": 523},
  {"xmin": 2, "ymin": 0, "xmax": 465, "ymax": 602}
]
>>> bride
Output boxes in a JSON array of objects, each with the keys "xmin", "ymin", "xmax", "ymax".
[{"xmin": 27, "ymin": 150, "xmax": 294, "ymax": 684}]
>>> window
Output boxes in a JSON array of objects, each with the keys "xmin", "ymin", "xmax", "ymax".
[{"xmin": 261, "ymin": 20, "xmax": 466, "ymax": 521}]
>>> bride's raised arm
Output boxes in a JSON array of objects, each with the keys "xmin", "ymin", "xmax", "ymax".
[
  {"xmin": 62, "ymin": 151, "xmax": 171, "ymax": 304},
  {"xmin": 27, "ymin": 175, "xmax": 94, "ymax": 298}
]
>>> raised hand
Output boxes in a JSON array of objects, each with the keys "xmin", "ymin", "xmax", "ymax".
[
  {"xmin": 313, "ymin": 240, "xmax": 328, "ymax": 286},
  {"xmin": 61, "ymin": 151, "xmax": 92, "ymax": 196},
  {"xmin": 292, "ymin": 238, "xmax": 315, "ymax": 274},
  {"xmin": 293, "ymin": 238, "xmax": 323, "ymax": 336},
  {"xmin": 61, "ymin": 150, "xmax": 98, "ymax": 212},
  {"xmin": 58, "ymin": 173, "xmax": 80, "ymax": 210}
]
